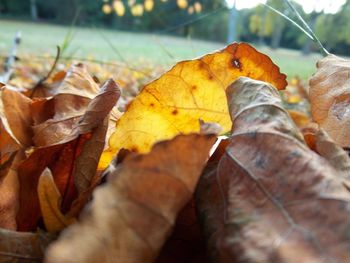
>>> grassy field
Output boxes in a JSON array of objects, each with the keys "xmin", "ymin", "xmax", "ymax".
[{"xmin": 0, "ymin": 20, "xmax": 322, "ymax": 80}]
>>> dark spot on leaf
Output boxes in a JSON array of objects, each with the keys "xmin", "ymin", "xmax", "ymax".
[
  {"xmin": 192, "ymin": 85, "xmax": 197, "ymax": 91},
  {"xmin": 232, "ymin": 58, "xmax": 242, "ymax": 71},
  {"xmin": 199, "ymin": 61, "xmax": 205, "ymax": 69},
  {"xmin": 149, "ymin": 103, "xmax": 154, "ymax": 107},
  {"xmin": 172, "ymin": 109, "xmax": 178, "ymax": 115}
]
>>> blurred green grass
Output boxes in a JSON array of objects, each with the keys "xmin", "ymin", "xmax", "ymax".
[{"xmin": 0, "ymin": 20, "xmax": 321, "ymax": 80}]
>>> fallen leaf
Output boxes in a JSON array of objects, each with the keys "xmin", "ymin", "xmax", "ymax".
[
  {"xmin": 199, "ymin": 119, "xmax": 223, "ymax": 135},
  {"xmin": 0, "ymin": 87, "xmax": 33, "ymax": 147},
  {"xmin": 100, "ymin": 42, "xmax": 287, "ymax": 168},
  {"xmin": 309, "ymin": 54, "xmax": 350, "ymax": 147},
  {"xmin": 16, "ymin": 80, "xmax": 119, "ymax": 231},
  {"xmin": 45, "ymin": 134, "xmax": 216, "ymax": 263},
  {"xmin": 196, "ymin": 77, "xmax": 350, "ymax": 262},
  {"xmin": 38, "ymin": 168, "xmax": 76, "ymax": 233},
  {"xmin": 288, "ymin": 110, "xmax": 310, "ymax": 128},
  {"xmin": 32, "ymin": 79, "xmax": 119, "ymax": 147},
  {"xmin": 156, "ymin": 198, "xmax": 209, "ymax": 263},
  {"xmin": 0, "ymin": 151, "xmax": 25, "ymax": 230},
  {"xmin": 315, "ymin": 129, "xmax": 350, "ymax": 179},
  {"xmin": 0, "ymin": 228, "xmax": 56, "ymax": 263},
  {"xmin": 54, "ymin": 64, "xmax": 100, "ymax": 99}
]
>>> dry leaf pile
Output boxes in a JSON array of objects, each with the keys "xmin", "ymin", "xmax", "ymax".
[{"xmin": 1, "ymin": 42, "xmax": 350, "ymax": 263}]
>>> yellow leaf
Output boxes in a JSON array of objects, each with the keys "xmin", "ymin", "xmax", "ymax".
[
  {"xmin": 99, "ymin": 43, "xmax": 287, "ymax": 169},
  {"xmin": 113, "ymin": 0, "xmax": 125, "ymax": 17},
  {"xmin": 38, "ymin": 168, "xmax": 75, "ymax": 233},
  {"xmin": 177, "ymin": 0, "xmax": 188, "ymax": 9},
  {"xmin": 194, "ymin": 2, "xmax": 202, "ymax": 13},
  {"xmin": 102, "ymin": 4, "xmax": 112, "ymax": 14},
  {"xmin": 144, "ymin": 0, "xmax": 154, "ymax": 12},
  {"xmin": 131, "ymin": 4, "xmax": 144, "ymax": 16}
]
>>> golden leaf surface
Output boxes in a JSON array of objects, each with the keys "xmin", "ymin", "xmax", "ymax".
[{"xmin": 100, "ymin": 43, "xmax": 287, "ymax": 168}]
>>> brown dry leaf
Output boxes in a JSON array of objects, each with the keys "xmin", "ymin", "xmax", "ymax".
[
  {"xmin": 32, "ymin": 79, "xmax": 118, "ymax": 147},
  {"xmin": 0, "ymin": 151, "xmax": 25, "ymax": 230},
  {"xmin": 45, "ymin": 134, "xmax": 216, "ymax": 263},
  {"xmin": 0, "ymin": 228, "xmax": 56, "ymax": 263},
  {"xmin": 315, "ymin": 129, "xmax": 350, "ymax": 179},
  {"xmin": 0, "ymin": 87, "xmax": 33, "ymax": 148},
  {"xmin": 156, "ymin": 198, "xmax": 209, "ymax": 263},
  {"xmin": 54, "ymin": 64, "xmax": 99, "ymax": 99},
  {"xmin": 196, "ymin": 77, "xmax": 350, "ymax": 263},
  {"xmin": 310, "ymin": 54, "xmax": 350, "ymax": 147},
  {"xmin": 100, "ymin": 42, "xmax": 287, "ymax": 168},
  {"xmin": 16, "ymin": 80, "xmax": 119, "ymax": 231},
  {"xmin": 38, "ymin": 168, "xmax": 76, "ymax": 233}
]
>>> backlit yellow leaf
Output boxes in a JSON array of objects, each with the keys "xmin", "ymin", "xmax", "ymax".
[
  {"xmin": 102, "ymin": 4, "xmax": 112, "ymax": 15},
  {"xmin": 144, "ymin": 0, "xmax": 154, "ymax": 12},
  {"xmin": 99, "ymin": 43, "xmax": 286, "ymax": 168},
  {"xmin": 113, "ymin": 0, "xmax": 125, "ymax": 17},
  {"xmin": 177, "ymin": 0, "xmax": 188, "ymax": 9},
  {"xmin": 131, "ymin": 4, "xmax": 144, "ymax": 16}
]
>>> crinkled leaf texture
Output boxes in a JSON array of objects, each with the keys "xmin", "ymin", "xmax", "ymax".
[
  {"xmin": 45, "ymin": 134, "xmax": 216, "ymax": 263},
  {"xmin": 0, "ymin": 228, "xmax": 56, "ymax": 263},
  {"xmin": 196, "ymin": 77, "xmax": 350, "ymax": 263},
  {"xmin": 310, "ymin": 54, "xmax": 350, "ymax": 148},
  {"xmin": 100, "ymin": 42, "xmax": 287, "ymax": 168},
  {"xmin": 16, "ymin": 79, "xmax": 120, "ymax": 231}
]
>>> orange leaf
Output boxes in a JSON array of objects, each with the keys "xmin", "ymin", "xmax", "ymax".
[{"xmin": 101, "ymin": 42, "xmax": 287, "ymax": 168}]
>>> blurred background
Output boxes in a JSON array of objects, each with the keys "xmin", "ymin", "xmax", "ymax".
[{"xmin": 0, "ymin": 0, "xmax": 349, "ymax": 85}]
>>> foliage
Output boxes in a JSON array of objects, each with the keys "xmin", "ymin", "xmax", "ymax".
[{"xmin": 1, "ymin": 8, "xmax": 350, "ymax": 261}]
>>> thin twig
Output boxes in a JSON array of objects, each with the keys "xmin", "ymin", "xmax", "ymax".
[
  {"xmin": 32, "ymin": 46, "xmax": 61, "ymax": 89},
  {"xmin": 151, "ymin": 35, "xmax": 176, "ymax": 61},
  {"xmin": 97, "ymin": 28, "xmax": 128, "ymax": 65},
  {"xmin": 283, "ymin": 0, "xmax": 329, "ymax": 56}
]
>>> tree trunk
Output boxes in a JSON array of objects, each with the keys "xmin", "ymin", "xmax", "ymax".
[
  {"xmin": 302, "ymin": 13, "xmax": 318, "ymax": 55},
  {"xmin": 258, "ymin": 6, "xmax": 268, "ymax": 46},
  {"xmin": 270, "ymin": 23, "xmax": 283, "ymax": 49},
  {"xmin": 30, "ymin": 0, "xmax": 38, "ymax": 21},
  {"xmin": 227, "ymin": 0, "xmax": 238, "ymax": 43}
]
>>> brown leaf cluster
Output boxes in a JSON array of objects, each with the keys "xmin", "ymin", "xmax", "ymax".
[{"xmin": 0, "ymin": 64, "xmax": 120, "ymax": 259}]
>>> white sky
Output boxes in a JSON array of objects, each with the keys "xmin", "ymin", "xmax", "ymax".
[{"xmin": 226, "ymin": 0, "xmax": 346, "ymax": 14}]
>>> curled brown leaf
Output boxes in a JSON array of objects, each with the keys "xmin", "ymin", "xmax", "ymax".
[
  {"xmin": 196, "ymin": 77, "xmax": 350, "ymax": 263},
  {"xmin": 310, "ymin": 54, "xmax": 350, "ymax": 147},
  {"xmin": 45, "ymin": 134, "xmax": 216, "ymax": 263}
]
